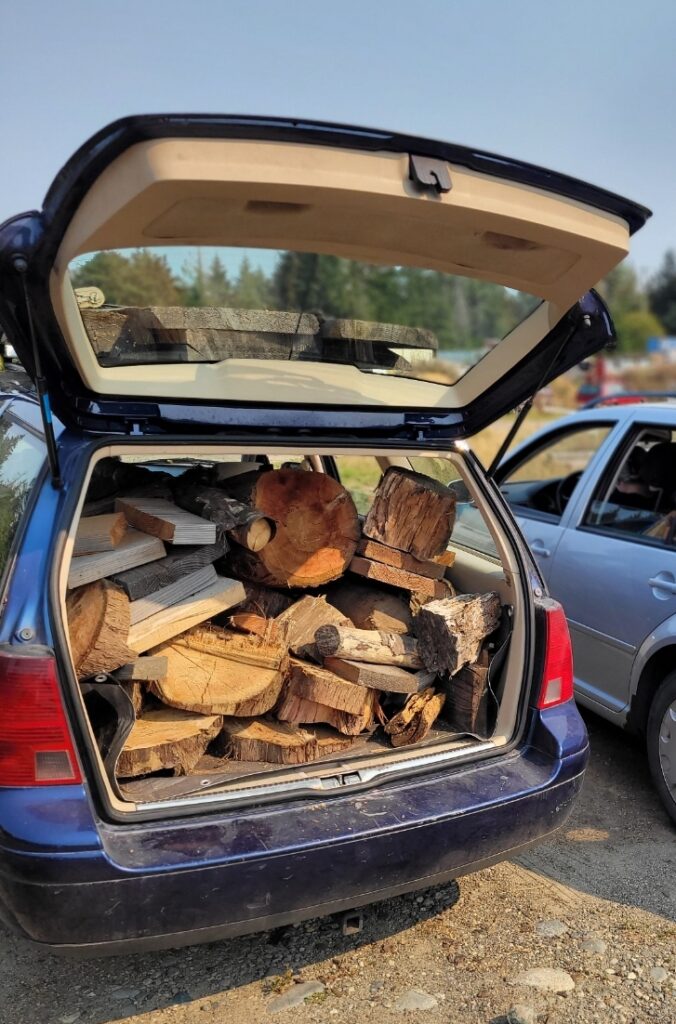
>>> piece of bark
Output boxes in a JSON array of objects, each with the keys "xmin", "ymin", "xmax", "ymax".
[
  {"xmin": 276, "ymin": 689, "xmax": 377, "ymax": 736},
  {"xmin": 363, "ymin": 467, "xmax": 457, "ymax": 559},
  {"xmin": 237, "ymin": 581, "xmax": 295, "ymax": 619},
  {"xmin": 129, "ymin": 565, "xmax": 218, "ymax": 625},
  {"xmin": 127, "ymin": 577, "xmax": 246, "ymax": 653},
  {"xmin": 115, "ymin": 497, "xmax": 217, "ymax": 545},
  {"xmin": 327, "ymin": 580, "xmax": 413, "ymax": 634},
  {"xmin": 384, "ymin": 688, "xmax": 446, "ymax": 747},
  {"xmin": 66, "ymin": 580, "xmax": 135, "ymax": 678},
  {"xmin": 314, "ymin": 625, "xmax": 423, "ymax": 668},
  {"xmin": 227, "ymin": 613, "xmax": 279, "ymax": 642},
  {"xmin": 413, "ymin": 593, "xmax": 502, "ymax": 676},
  {"xmin": 110, "ymin": 542, "xmax": 225, "ymax": 601},
  {"xmin": 74, "ymin": 512, "xmax": 127, "ymax": 556},
  {"xmin": 225, "ymin": 468, "xmax": 360, "ymax": 588},
  {"xmin": 274, "ymin": 595, "xmax": 351, "ymax": 661},
  {"xmin": 349, "ymin": 555, "xmax": 452, "ymax": 599},
  {"xmin": 115, "ymin": 656, "xmax": 168, "ymax": 681},
  {"xmin": 218, "ymin": 718, "xmax": 323, "ymax": 764},
  {"xmin": 310, "ymin": 726, "xmax": 356, "ymax": 756},
  {"xmin": 442, "ymin": 661, "xmax": 490, "ymax": 735},
  {"xmin": 68, "ymin": 530, "xmax": 166, "ymax": 589},
  {"xmin": 149, "ymin": 641, "xmax": 284, "ymax": 716},
  {"xmin": 174, "ymin": 484, "xmax": 274, "ymax": 552},
  {"xmin": 175, "ymin": 625, "xmax": 288, "ymax": 671},
  {"xmin": 356, "ymin": 538, "xmax": 448, "ymax": 580},
  {"xmin": 116, "ymin": 709, "xmax": 222, "ymax": 778},
  {"xmin": 323, "ymin": 657, "xmax": 436, "ymax": 694},
  {"xmin": 434, "ymin": 551, "xmax": 456, "ymax": 568},
  {"xmin": 287, "ymin": 657, "xmax": 371, "ymax": 716}
]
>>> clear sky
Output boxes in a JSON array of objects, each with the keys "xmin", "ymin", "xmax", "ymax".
[{"xmin": 1, "ymin": 0, "xmax": 674, "ymax": 279}]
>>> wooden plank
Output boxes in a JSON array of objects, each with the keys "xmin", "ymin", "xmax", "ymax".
[
  {"xmin": 363, "ymin": 467, "xmax": 457, "ymax": 559},
  {"xmin": 320, "ymin": 317, "xmax": 437, "ymax": 350},
  {"xmin": 115, "ymin": 497, "xmax": 216, "ymax": 545},
  {"xmin": 74, "ymin": 512, "xmax": 127, "ymax": 556},
  {"xmin": 443, "ymin": 661, "xmax": 490, "ymax": 735},
  {"xmin": 356, "ymin": 537, "xmax": 448, "ymax": 580},
  {"xmin": 287, "ymin": 658, "xmax": 371, "ymax": 716},
  {"xmin": 149, "ymin": 643, "xmax": 284, "ymax": 716},
  {"xmin": 68, "ymin": 530, "xmax": 166, "ymax": 589},
  {"xmin": 128, "ymin": 577, "xmax": 246, "ymax": 653},
  {"xmin": 348, "ymin": 555, "xmax": 452, "ymax": 599},
  {"xmin": 115, "ymin": 656, "xmax": 168, "ymax": 681},
  {"xmin": 327, "ymin": 581, "xmax": 413, "ymax": 634},
  {"xmin": 274, "ymin": 595, "xmax": 351, "ymax": 660},
  {"xmin": 314, "ymin": 625, "xmax": 423, "ymax": 668},
  {"xmin": 323, "ymin": 657, "xmax": 435, "ymax": 694},
  {"xmin": 66, "ymin": 580, "xmax": 134, "ymax": 678},
  {"xmin": 129, "ymin": 565, "xmax": 217, "ymax": 625},
  {"xmin": 110, "ymin": 541, "xmax": 225, "ymax": 601},
  {"xmin": 413, "ymin": 593, "xmax": 502, "ymax": 676},
  {"xmin": 116, "ymin": 709, "xmax": 222, "ymax": 778}
]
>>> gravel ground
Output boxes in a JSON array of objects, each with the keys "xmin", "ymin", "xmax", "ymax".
[{"xmin": 1, "ymin": 712, "xmax": 674, "ymax": 1024}]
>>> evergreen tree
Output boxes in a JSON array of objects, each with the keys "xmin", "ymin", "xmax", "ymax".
[{"xmin": 648, "ymin": 251, "xmax": 676, "ymax": 335}]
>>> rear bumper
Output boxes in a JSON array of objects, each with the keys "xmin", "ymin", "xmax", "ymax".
[{"xmin": 0, "ymin": 705, "xmax": 588, "ymax": 954}]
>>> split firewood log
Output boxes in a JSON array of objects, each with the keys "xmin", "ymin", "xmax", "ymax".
[
  {"xmin": 327, "ymin": 580, "xmax": 413, "ymax": 634},
  {"xmin": 442, "ymin": 657, "xmax": 490, "ymax": 735},
  {"xmin": 116, "ymin": 709, "xmax": 222, "ymax": 777},
  {"xmin": 323, "ymin": 657, "xmax": 435, "ymax": 694},
  {"xmin": 286, "ymin": 658, "xmax": 371, "ymax": 716},
  {"xmin": 66, "ymin": 580, "xmax": 135, "ymax": 678},
  {"xmin": 225, "ymin": 468, "xmax": 360, "ymax": 588},
  {"xmin": 227, "ymin": 613, "xmax": 280, "ymax": 642},
  {"xmin": 384, "ymin": 688, "xmax": 446, "ymax": 747},
  {"xmin": 217, "ymin": 718, "xmax": 324, "ymax": 764},
  {"xmin": 349, "ymin": 555, "xmax": 453, "ymax": 600},
  {"xmin": 363, "ymin": 467, "xmax": 456, "ymax": 559},
  {"xmin": 356, "ymin": 537, "xmax": 449, "ymax": 580},
  {"xmin": 276, "ymin": 689, "xmax": 378, "ymax": 736},
  {"xmin": 274, "ymin": 595, "xmax": 351, "ymax": 660},
  {"xmin": 175, "ymin": 484, "xmax": 274, "ymax": 552},
  {"xmin": 314, "ymin": 625, "xmax": 423, "ymax": 668},
  {"xmin": 413, "ymin": 593, "xmax": 502, "ymax": 676}
]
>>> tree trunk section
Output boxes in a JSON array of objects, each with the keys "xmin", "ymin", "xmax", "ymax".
[
  {"xmin": 413, "ymin": 593, "xmax": 502, "ymax": 676},
  {"xmin": 314, "ymin": 625, "xmax": 422, "ymax": 668},
  {"xmin": 363, "ymin": 467, "xmax": 456, "ymax": 559},
  {"xmin": 226, "ymin": 468, "xmax": 360, "ymax": 588},
  {"xmin": 116, "ymin": 709, "xmax": 222, "ymax": 777},
  {"xmin": 175, "ymin": 484, "xmax": 274, "ymax": 552},
  {"xmin": 66, "ymin": 580, "xmax": 135, "ymax": 678},
  {"xmin": 218, "ymin": 718, "xmax": 324, "ymax": 764}
]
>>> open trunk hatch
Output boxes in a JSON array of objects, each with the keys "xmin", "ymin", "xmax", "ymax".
[{"xmin": 0, "ymin": 115, "xmax": 649, "ymax": 437}]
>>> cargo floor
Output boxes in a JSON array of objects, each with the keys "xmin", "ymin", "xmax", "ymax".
[{"xmin": 118, "ymin": 720, "xmax": 477, "ymax": 803}]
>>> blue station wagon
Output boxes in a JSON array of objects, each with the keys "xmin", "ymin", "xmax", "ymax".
[{"xmin": 0, "ymin": 116, "xmax": 650, "ymax": 952}]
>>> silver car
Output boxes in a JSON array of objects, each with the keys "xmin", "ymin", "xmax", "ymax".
[{"xmin": 495, "ymin": 402, "xmax": 676, "ymax": 822}]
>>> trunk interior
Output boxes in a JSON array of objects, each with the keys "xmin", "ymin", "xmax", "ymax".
[{"xmin": 59, "ymin": 444, "xmax": 528, "ymax": 816}]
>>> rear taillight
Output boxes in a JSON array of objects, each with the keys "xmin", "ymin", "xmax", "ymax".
[
  {"xmin": 536, "ymin": 601, "xmax": 574, "ymax": 709},
  {"xmin": 0, "ymin": 651, "xmax": 82, "ymax": 786}
]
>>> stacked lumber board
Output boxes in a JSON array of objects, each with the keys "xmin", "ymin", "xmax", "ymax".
[{"xmin": 66, "ymin": 459, "xmax": 506, "ymax": 783}]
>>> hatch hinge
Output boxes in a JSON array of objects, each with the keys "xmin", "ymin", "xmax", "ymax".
[
  {"xmin": 409, "ymin": 154, "xmax": 452, "ymax": 194},
  {"xmin": 11, "ymin": 255, "xmax": 62, "ymax": 488}
]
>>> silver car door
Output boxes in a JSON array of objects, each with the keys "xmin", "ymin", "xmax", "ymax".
[
  {"xmin": 497, "ymin": 420, "xmax": 617, "ymax": 584},
  {"xmin": 549, "ymin": 421, "xmax": 676, "ymax": 715}
]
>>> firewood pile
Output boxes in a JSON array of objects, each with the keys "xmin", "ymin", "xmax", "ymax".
[{"xmin": 66, "ymin": 459, "xmax": 504, "ymax": 781}]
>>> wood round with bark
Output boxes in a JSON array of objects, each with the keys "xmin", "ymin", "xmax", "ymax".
[{"xmin": 228, "ymin": 469, "xmax": 360, "ymax": 588}]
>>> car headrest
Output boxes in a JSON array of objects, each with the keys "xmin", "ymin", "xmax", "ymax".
[{"xmin": 640, "ymin": 442, "xmax": 676, "ymax": 491}]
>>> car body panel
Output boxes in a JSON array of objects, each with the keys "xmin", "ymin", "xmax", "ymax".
[{"xmin": 499, "ymin": 403, "xmax": 676, "ymax": 727}]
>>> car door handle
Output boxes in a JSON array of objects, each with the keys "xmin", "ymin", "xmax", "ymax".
[
  {"xmin": 648, "ymin": 573, "xmax": 676, "ymax": 596},
  {"xmin": 530, "ymin": 541, "xmax": 551, "ymax": 557}
]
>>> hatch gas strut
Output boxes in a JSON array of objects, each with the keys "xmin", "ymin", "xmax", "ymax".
[
  {"xmin": 12, "ymin": 255, "xmax": 62, "ymax": 488},
  {"xmin": 486, "ymin": 317, "xmax": 582, "ymax": 479}
]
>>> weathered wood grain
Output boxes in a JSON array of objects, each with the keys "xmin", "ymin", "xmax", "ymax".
[
  {"xmin": 115, "ymin": 497, "xmax": 216, "ymax": 545},
  {"xmin": 127, "ymin": 577, "xmax": 246, "ymax": 653},
  {"xmin": 356, "ymin": 537, "xmax": 449, "ymax": 580},
  {"xmin": 413, "ymin": 593, "xmax": 502, "ymax": 676},
  {"xmin": 129, "ymin": 565, "xmax": 217, "ymax": 625},
  {"xmin": 116, "ymin": 709, "xmax": 222, "ymax": 778},
  {"xmin": 68, "ymin": 531, "xmax": 166, "ymax": 589},
  {"xmin": 66, "ymin": 580, "xmax": 134, "ymax": 678},
  {"xmin": 363, "ymin": 467, "xmax": 457, "ymax": 559},
  {"xmin": 323, "ymin": 657, "xmax": 435, "ymax": 694},
  {"xmin": 314, "ymin": 625, "xmax": 423, "ymax": 668},
  {"xmin": 327, "ymin": 581, "xmax": 413, "ymax": 634},
  {"xmin": 348, "ymin": 555, "xmax": 452, "ymax": 599},
  {"xmin": 110, "ymin": 541, "xmax": 225, "ymax": 601},
  {"xmin": 74, "ymin": 512, "xmax": 127, "ymax": 556},
  {"xmin": 274, "ymin": 595, "xmax": 351, "ymax": 660}
]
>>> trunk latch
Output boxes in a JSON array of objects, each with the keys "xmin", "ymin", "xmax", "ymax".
[{"xmin": 409, "ymin": 155, "xmax": 452, "ymax": 194}]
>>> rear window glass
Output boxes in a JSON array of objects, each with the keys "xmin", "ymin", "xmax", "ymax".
[
  {"xmin": 68, "ymin": 246, "xmax": 539, "ymax": 387},
  {"xmin": 0, "ymin": 413, "xmax": 45, "ymax": 575}
]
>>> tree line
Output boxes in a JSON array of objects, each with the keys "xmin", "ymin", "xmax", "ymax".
[{"xmin": 71, "ymin": 247, "xmax": 676, "ymax": 354}]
